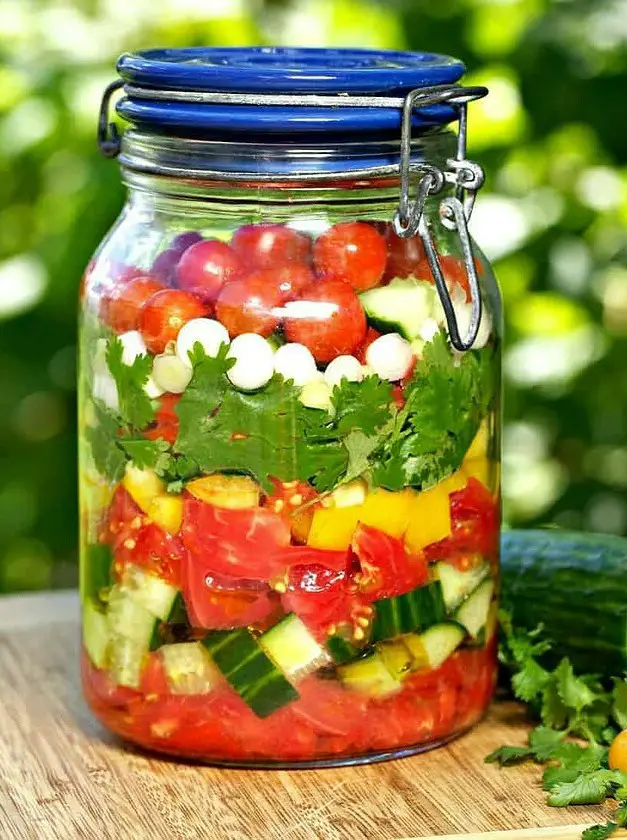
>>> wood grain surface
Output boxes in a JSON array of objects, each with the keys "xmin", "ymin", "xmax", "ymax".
[{"xmin": 0, "ymin": 592, "xmax": 616, "ymax": 840}]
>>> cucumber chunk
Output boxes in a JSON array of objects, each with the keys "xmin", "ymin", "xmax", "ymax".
[
  {"xmin": 203, "ymin": 629, "xmax": 299, "ymax": 718},
  {"xmin": 337, "ymin": 651, "xmax": 403, "ymax": 698},
  {"xmin": 359, "ymin": 278, "xmax": 437, "ymax": 340},
  {"xmin": 455, "ymin": 579, "xmax": 495, "ymax": 639},
  {"xmin": 107, "ymin": 585, "xmax": 156, "ymax": 645},
  {"xmin": 371, "ymin": 581, "xmax": 446, "ymax": 643},
  {"xmin": 258, "ymin": 614, "xmax": 329, "ymax": 680},
  {"xmin": 160, "ymin": 642, "xmax": 218, "ymax": 695},
  {"xmin": 327, "ymin": 633, "xmax": 362, "ymax": 665},
  {"xmin": 82, "ymin": 544, "xmax": 113, "ymax": 605},
  {"xmin": 108, "ymin": 634, "xmax": 149, "ymax": 688},
  {"xmin": 435, "ymin": 562, "xmax": 490, "ymax": 612},
  {"xmin": 409, "ymin": 621, "xmax": 466, "ymax": 670},
  {"xmin": 83, "ymin": 598, "xmax": 109, "ymax": 669},
  {"xmin": 119, "ymin": 564, "xmax": 178, "ymax": 621}
]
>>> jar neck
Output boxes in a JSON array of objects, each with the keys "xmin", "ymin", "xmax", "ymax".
[{"xmin": 118, "ymin": 128, "xmax": 457, "ymax": 207}]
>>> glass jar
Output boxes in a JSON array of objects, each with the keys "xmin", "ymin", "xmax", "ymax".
[{"xmin": 79, "ymin": 47, "xmax": 502, "ymax": 767}]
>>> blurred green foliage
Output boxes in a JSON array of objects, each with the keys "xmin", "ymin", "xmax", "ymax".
[{"xmin": 1, "ymin": 0, "xmax": 626, "ymax": 593}]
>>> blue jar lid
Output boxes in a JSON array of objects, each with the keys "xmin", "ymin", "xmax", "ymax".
[{"xmin": 115, "ymin": 47, "xmax": 465, "ymax": 137}]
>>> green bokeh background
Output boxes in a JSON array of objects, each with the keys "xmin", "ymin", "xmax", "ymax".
[{"xmin": 1, "ymin": 0, "xmax": 626, "ymax": 593}]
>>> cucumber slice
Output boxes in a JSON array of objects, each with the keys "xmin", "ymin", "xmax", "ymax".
[
  {"xmin": 407, "ymin": 621, "xmax": 466, "ymax": 671},
  {"xmin": 337, "ymin": 651, "xmax": 403, "ymax": 697},
  {"xmin": 149, "ymin": 592, "xmax": 189, "ymax": 652},
  {"xmin": 435, "ymin": 561, "xmax": 490, "ymax": 612},
  {"xmin": 203, "ymin": 629, "xmax": 299, "ymax": 718},
  {"xmin": 82, "ymin": 543, "xmax": 113, "ymax": 605},
  {"xmin": 359, "ymin": 278, "xmax": 437, "ymax": 340},
  {"xmin": 371, "ymin": 581, "xmax": 446, "ymax": 643},
  {"xmin": 327, "ymin": 633, "xmax": 361, "ymax": 665},
  {"xmin": 108, "ymin": 634, "xmax": 149, "ymax": 688},
  {"xmin": 258, "ymin": 614, "xmax": 329, "ymax": 680},
  {"xmin": 107, "ymin": 585, "xmax": 156, "ymax": 644},
  {"xmin": 83, "ymin": 599, "xmax": 109, "ymax": 669},
  {"xmin": 119, "ymin": 564, "xmax": 178, "ymax": 621},
  {"xmin": 455, "ymin": 579, "xmax": 495, "ymax": 639},
  {"xmin": 160, "ymin": 642, "xmax": 218, "ymax": 695}
]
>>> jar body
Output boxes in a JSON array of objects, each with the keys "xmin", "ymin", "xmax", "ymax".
[{"xmin": 79, "ymin": 178, "xmax": 501, "ymax": 766}]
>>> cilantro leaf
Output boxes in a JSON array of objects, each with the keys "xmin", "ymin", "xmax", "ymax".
[
  {"xmin": 547, "ymin": 769, "xmax": 618, "ymax": 807},
  {"xmin": 513, "ymin": 659, "xmax": 551, "ymax": 703},
  {"xmin": 106, "ymin": 336, "xmax": 156, "ymax": 430},
  {"xmin": 583, "ymin": 823, "xmax": 623, "ymax": 840},
  {"xmin": 331, "ymin": 376, "xmax": 393, "ymax": 437},
  {"xmin": 118, "ymin": 437, "xmax": 173, "ymax": 476},
  {"xmin": 529, "ymin": 727, "xmax": 566, "ymax": 761},
  {"xmin": 555, "ymin": 658, "xmax": 597, "ymax": 714},
  {"xmin": 484, "ymin": 745, "xmax": 534, "ymax": 766},
  {"xmin": 85, "ymin": 400, "xmax": 126, "ymax": 482}
]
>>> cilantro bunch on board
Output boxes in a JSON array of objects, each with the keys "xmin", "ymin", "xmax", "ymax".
[{"xmin": 487, "ymin": 610, "xmax": 627, "ymax": 840}]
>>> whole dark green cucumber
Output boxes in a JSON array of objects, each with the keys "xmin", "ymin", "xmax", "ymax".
[{"xmin": 501, "ymin": 529, "xmax": 627, "ymax": 678}]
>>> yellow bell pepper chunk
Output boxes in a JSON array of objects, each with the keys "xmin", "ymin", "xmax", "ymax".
[
  {"xmin": 123, "ymin": 464, "xmax": 165, "ymax": 515},
  {"xmin": 147, "ymin": 494, "xmax": 184, "ymax": 535},
  {"xmin": 186, "ymin": 474, "xmax": 260, "ymax": 509},
  {"xmin": 308, "ymin": 505, "xmax": 362, "ymax": 551},
  {"xmin": 404, "ymin": 469, "xmax": 467, "ymax": 554},
  {"xmin": 466, "ymin": 419, "xmax": 489, "ymax": 461},
  {"xmin": 463, "ymin": 456, "xmax": 492, "ymax": 489},
  {"xmin": 358, "ymin": 488, "xmax": 415, "ymax": 538}
]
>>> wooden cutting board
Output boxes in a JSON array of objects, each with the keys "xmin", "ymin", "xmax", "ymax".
[{"xmin": 0, "ymin": 592, "xmax": 618, "ymax": 840}]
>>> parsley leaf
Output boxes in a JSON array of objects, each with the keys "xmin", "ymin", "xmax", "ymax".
[{"xmin": 106, "ymin": 336, "xmax": 156, "ymax": 430}]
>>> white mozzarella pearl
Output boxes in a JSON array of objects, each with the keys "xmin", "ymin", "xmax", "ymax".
[
  {"xmin": 365, "ymin": 333, "xmax": 414, "ymax": 382},
  {"xmin": 324, "ymin": 355, "xmax": 364, "ymax": 388},
  {"xmin": 93, "ymin": 373, "xmax": 119, "ymax": 413},
  {"xmin": 273, "ymin": 343, "xmax": 317, "ymax": 386},
  {"xmin": 152, "ymin": 354, "xmax": 193, "ymax": 394},
  {"xmin": 418, "ymin": 317, "xmax": 440, "ymax": 343},
  {"xmin": 176, "ymin": 318, "xmax": 230, "ymax": 367},
  {"xmin": 119, "ymin": 330, "xmax": 148, "ymax": 365},
  {"xmin": 227, "ymin": 333, "xmax": 274, "ymax": 391}
]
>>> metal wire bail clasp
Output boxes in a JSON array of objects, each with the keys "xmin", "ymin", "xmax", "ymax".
[
  {"xmin": 393, "ymin": 84, "xmax": 488, "ymax": 351},
  {"xmin": 98, "ymin": 80, "xmax": 124, "ymax": 158}
]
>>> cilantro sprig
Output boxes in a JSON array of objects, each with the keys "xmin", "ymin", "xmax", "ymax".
[{"xmin": 488, "ymin": 611, "xmax": 627, "ymax": 838}]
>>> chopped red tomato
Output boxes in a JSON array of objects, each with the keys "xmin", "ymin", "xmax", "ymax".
[
  {"xmin": 140, "ymin": 652, "xmax": 170, "ymax": 696},
  {"xmin": 107, "ymin": 487, "xmax": 186, "ymax": 586},
  {"xmin": 180, "ymin": 496, "xmax": 291, "ymax": 581},
  {"xmin": 263, "ymin": 479, "xmax": 320, "ymax": 544},
  {"xmin": 144, "ymin": 393, "xmax": 180, "ymax": 445},
  {"xmin": 182, "ymin": 566, "xmax": 281, "ymax": 630},
  {"xmin": 352, "ymin": 523, "xmax": 429, "ymax": 600},
  {"xmin": 281, "ymin": 562, "xmax": 362, "ymax": 641},
  {"xmin": 425, "ymin": 477, "xmax": 499, "ymax": 562}
]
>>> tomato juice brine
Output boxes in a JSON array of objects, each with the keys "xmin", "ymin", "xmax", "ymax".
[{"xmin": 79, "ymin": 48, "xmax": 501, "ymax": 766}]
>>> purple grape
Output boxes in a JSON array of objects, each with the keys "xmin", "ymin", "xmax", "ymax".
[
  {"xmin": 151, "ymin": 248, "xmax": 181, "ymax": 286},
  {"xmin": 170, "ymin": 231, "xmax": 203, "ymax": 256}
]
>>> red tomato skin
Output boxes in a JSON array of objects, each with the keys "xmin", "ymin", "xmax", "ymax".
[
  {"xmin": 144, "ymin": 393, "xmax": 180, "ymax": 445},
  {"xmin": 180, "ymin": 496, "xmax": 291, "ymax": 581},
  {"xmin": 283, "ymin": 278, "xmax": 367, "ymax": 363},
  {"xmin": 425, "ymin": 477, "xmax": 499, "ymax": 563},
  {"xmin": 352, "ymin": 524, "xmax": 429, "ymax": 600},
  {"xmin": 214, "ymin": 273, "xmax": 283, "ymax": 337},
  {"xmin": 139, "ymin": 289, "xmax": 208, "ymax": 353},
  {"xmin": 101, "ymin": 275, "xmax": 162, "ymax": 333},
  {"xmin": 231, "ymin": 223, "xmax": 311, "ymax": 270},
  {"xmin": 182, "ymin": 572, "xmax": 280, "ymax": 630},
  {"xmin": 243, "ymin": 264, "xmax": 316, "ymax": 304},
  {"xmin": 176, "ymin": 239, "xmax": 242, "ymax": 303},
  {"xmin": 313, "ymin": 222, "xmax": 387, "ymax": 292},
  {"xmin": 281, "ymin": 562, "xmax": 361, "ymax": 641},
  {"xmin": 140, "ymin": 652, "xmax": 170, "ymax": 696},
  {"xmin": 106, "ymin": 487, "xmax": 186, "ymax": 587}
]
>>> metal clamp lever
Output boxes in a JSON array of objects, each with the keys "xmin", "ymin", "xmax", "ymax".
[{"xmin": 97, "ymin": 80, "xmax": 124, "ymax": 158}]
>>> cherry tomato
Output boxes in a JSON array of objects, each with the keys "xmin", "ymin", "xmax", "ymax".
[
  {"xmin": 139, "ymin": 652, "xmax": 170, "ymax": 696},
  {"xmin": 106, "ymin": 487, "xmax": 186, "ymax": 586},
  {"xmin": 283, "ymin": 278, "xmax": 367, "ymax": 363},
  {"xmin": 383, "ymin": 226, "xmax": 427, "ymax": 281},
  {"xmin": 180, "ymin": 495, "xmax": 291, "ymax": 581},
  {"xmin": 139, "ymin": 289, "xmax": 207, "ymax": 353},
  {"xmin": 170, "ymin": 230, "xmax": 203, "ymax": 255},
  {"xmin": 263, "ymin": 479, "xmax": 319, "ymax": 543},
  {"xmin": 215, "ymin": 273, "xmax": 283, "ymax": 337},
  {"xmin": 352, "ymin": 524, "xmax": 429, "ymax": 600},
  {"xmin": 101, "ymin": 275, "xmax": 162, "ymax": 333},
  {"xmin": 355, "ymin": 326, "xmax": 382, "ymax": 364},
  {"xmin": 176, "ymin": 239, "xmax": 242, "ymax": 303},
  {"xmin": 313, "ymin": 221, "xmax": 387, "ymax": 292},
  {"xmin": 609, "ymin": 731, "xmax": 627, "ymax": 771},
  {"xmin": 245, "ymin": 264, "xmax": 316, "ymax": 304},
  {"xmin": 144, "ymin": 393, "xmax": 180, "ymax": 445},
  {"xmin": 231, "ymin": 223, "xmax": 311, "ymax": 270}
]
